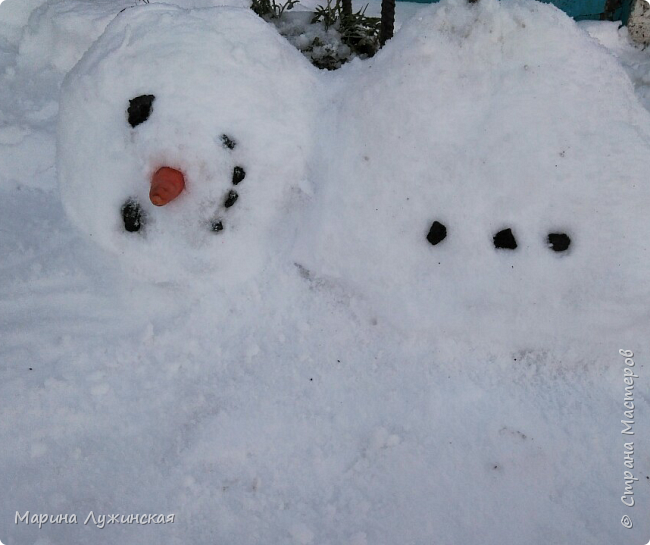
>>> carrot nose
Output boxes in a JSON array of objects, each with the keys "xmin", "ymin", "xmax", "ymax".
[{"xmin": 150, "ymin": 167, "xmax": 185, "ymax": 206}]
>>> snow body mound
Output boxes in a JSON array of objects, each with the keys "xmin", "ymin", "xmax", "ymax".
[
  {"xmin": 298, "ymin": 0, "xmax": 650, "ymax": 343},
  {"xmin": 57, "ymin": 4, "xmax": 319, "ymax": 283}
]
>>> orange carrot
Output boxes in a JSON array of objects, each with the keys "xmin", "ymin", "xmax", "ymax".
[{"xmin": 150, "ymin": 167, "xmax": 185, "ymax": 206}]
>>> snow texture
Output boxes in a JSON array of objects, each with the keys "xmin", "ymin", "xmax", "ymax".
[
  {"xmin": 581, "ymin": 18, "xmax": 650, "ymax": 112},
  {"xmin": 0, "ymin": 0, "xmax": 649, "ymax": 544}
]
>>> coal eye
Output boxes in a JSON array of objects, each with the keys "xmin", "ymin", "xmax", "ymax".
[
  {"xmin": 493, "ymin": 228, "xmax": 517, "ymax": 250},
  {"xmin": 426, "ymin": 220, "xmax": 447, "ymax": 246},
  {"xmin": 127, "ymin": 95, "xmax": 155, "ymax": 127},
  {"xmin": 547, "ymin": 232, "xmax": 571, "ymax": 252}
]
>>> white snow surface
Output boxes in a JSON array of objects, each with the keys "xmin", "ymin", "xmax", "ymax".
[
  {"xmin": 581, "ymin": 18, "xmax": 650, "ymax": 112},
  {"xmin": 0, "ymin": 0, "xmax": 649, "ymax": 544}
]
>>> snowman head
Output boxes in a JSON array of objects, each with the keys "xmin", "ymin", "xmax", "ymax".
[{"xmin": 57, "ymin": 4, "xmax": 317, "ymax": 283}]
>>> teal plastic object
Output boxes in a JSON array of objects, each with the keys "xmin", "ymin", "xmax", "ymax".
[
  {"xmin": 395, "ymin": 0, "xmax": 632, "ymax": 22},
  {"xmin": 543, "ymin": 0, "xmax": 630, "ymax": 20}
]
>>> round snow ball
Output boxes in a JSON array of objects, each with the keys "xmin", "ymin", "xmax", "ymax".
[{"xmin": 57, "ymin": 5, "xmax": 318, "ymax": 283}]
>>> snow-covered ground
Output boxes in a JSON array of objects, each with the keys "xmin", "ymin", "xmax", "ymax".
[{"xmin": 1, "ymin": 0, "xmax": 649, "ymax": 544}]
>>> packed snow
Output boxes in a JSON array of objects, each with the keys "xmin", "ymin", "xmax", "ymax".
[{"xmin": 0, "ymin": 0, "xmax": 649, "ymax": 544}]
